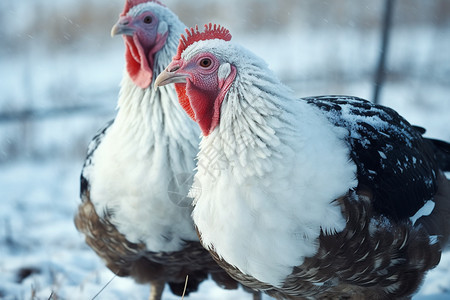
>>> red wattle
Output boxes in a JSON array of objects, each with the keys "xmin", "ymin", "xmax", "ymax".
[
  {"xmin": 125, "ymin": 35, "xmax": 152, "ymax": 89},
  {"xmin": 175, "ymin": 83, "xmax": 196, "ymax": 121},
  {"xmin": 181, "ymin": 66, "xmax": 237, "ymax": 136},
  {"xmin": 185, "ymin": 81, "xmax": 217, "ymax": 136}
]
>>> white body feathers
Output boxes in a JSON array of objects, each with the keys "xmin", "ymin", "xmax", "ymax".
[
  {"xmin": 188, "ymin": 43, "xmax": 358, "ymax": 287},
  {"xmin": 84, "ymin": 5, "xmax": 201, "ymax": 252},
  {"xmin": 85, "ymin": 74, "xmax": 200, "ymax": 252}
]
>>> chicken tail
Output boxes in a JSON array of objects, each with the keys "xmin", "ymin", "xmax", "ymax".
[
  {"xmin": 413, "ymin": 125, "xmax": 450, "ymax": 172},
  {"xmin": 426, "ymin": 138, "xmax": 450, "ymax": 172},
  {"xmin": 416, "ymin": 172, "xmax": 450, "ymax": 250}
]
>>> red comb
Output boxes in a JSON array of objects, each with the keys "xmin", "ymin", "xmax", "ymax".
[
  {"xmin": 174, "ymin": 23, "xmax": 232, "ymax": 59},
  {"xmin": 120, "ymin": 0, "xmax": 165, "ymax": 17}
]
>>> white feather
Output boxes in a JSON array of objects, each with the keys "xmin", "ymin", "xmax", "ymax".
[
  {"xmin": 410, "ymin": 200, "xmax": 435, "ymax": 225},
  {"xmin": 218, "ymin": 63, "xmax": 231, "ymax": 81}
]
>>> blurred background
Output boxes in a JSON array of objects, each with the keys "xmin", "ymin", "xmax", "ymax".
[
  {"xmin": 1, "ymin": 0, "xmax": 449, "ymax": 162},
  {"xmin": 1, "ymin": 0, "xmax": 449, "ymax": 299}
]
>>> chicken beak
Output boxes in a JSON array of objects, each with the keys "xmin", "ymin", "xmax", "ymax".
[
  {"xmin": 154, "ymin": 69, "xmax": 189, "ymax": 90},
  {"xmin": 111, "ymin": 17, "xmax": 135, "ymax": 37}
]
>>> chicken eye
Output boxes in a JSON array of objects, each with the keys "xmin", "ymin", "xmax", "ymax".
[
  {"xmin": 143, "ymin": 16, "xmax": 153, "ymax": 24},
  {"xmin": 199, "ymin": 58, "xmax": 212, "ymax": 68}
]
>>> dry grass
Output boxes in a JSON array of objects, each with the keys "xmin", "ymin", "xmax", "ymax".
[
  {"xmin": 1, "ymin": 1, "xmax": 120, "ymax": 52},
  {"xmin": 3, "ymin": 0, "xmax": 450, "ymax": 54},
  {"xmin": 181, "ymin": 275, "xmax": 189, "ymax": 300},
  {"xmin": 166, "ymin": 0, "xmax": 450, "ymax": 32}
]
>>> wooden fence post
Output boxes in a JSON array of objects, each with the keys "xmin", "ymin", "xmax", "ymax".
[{"xmin": 373, "ymin": 0, "xmax": 395, "ymax": 104}]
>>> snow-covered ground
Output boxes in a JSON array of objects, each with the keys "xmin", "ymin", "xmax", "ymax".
[
  {"xmin": 0, "ymin": 160, "xmax": 449, "ymax": 300},
  {"xmin": 1, "ymin": 0, "xmax": 450, "ymax": 299}
]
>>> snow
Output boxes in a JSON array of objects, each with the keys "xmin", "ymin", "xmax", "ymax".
[{"xmin": 1, "ymin": 0, "xmax": 450, "ymax": 299}]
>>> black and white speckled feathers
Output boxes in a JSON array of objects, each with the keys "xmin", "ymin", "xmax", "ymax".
[
  {"xmin": 75, "ymin": 195, "xmax": 240, "ymax": 298},
  {"xmin": 80, "ymin": 120, "xmax": 113, "ymax": 199},
  {"xmin": 305, "ymin": 96, "xmax": 440, "ymax": 221}
]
